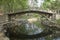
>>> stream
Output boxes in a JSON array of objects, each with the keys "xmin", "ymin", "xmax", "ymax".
[
  {"xmin": 25, "ymin": 23, "xmax": 43, "ymax": 35},
  {"xmin": 22, "ymin": 22, "xmax": 45, "ymax": 40},
  {"xmin": 20, "ymin": 21, "xmax": 60, "ymax": 40}
]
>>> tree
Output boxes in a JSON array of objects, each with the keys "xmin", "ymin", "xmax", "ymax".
[
  {"xmin": 0, "ymin": 0, "xmax": 28, "ymax": 13},
  {"xmin": 41, "ymin": 0, "xmax": 60, "ymax": 13}
]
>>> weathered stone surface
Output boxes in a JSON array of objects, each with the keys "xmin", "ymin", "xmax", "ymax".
[{"xmin": 0, "ymin": 32, "xmax": 9, "ymax": 40}]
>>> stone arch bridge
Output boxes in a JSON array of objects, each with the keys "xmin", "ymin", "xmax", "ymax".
[{"xmin": 1, "ymin": 9, "xmax": 60, "ymax": 39}]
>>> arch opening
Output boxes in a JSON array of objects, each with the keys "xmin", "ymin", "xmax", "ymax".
[{"xmin": 4, "ymin": 10, "xmax": 53, "ymax": 39}]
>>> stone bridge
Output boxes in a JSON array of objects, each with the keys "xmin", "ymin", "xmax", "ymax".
[
  {"xmin": 0, "ymin": 9, "xmax": 58, "ymax": 39},
  {"xmin": 6, "ymin": 9, "xmax": 54, "ymax": 21}
]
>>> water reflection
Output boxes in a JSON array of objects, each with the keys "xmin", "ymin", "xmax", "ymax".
[
  {"xmin": 13, "ymin": 13, "xmax": 60, "ymax": 40},
  {"xmin": 25, "ymin": 23, "xmax": 43, "ymax": 35},
  {"xmin": 17, "ymin": 19, "xmax": 60, "ymax": 40},
  {"xmin": 53, "ymin": 37, "xmax": 60, "ymax": 40}
]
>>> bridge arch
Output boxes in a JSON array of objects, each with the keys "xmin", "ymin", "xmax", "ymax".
[
  {"xmin": 8, "ymin": 10, "xmax": 53, "ymax": 16},
  {"xmin": 7, "ymin": 9, "xmax": 53, "ymax": 21},
  {"xmin": 4, "ymin": 9, "xmax": 54, "ymax": 39}
]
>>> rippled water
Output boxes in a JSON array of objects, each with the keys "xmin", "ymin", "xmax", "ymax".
[{"xmin": 25, "ymin": 23, "xmax": 43, "ymax": 35}]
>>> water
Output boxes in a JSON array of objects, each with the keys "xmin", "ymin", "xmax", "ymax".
[
  {"xmin": 53, "ymin": 38, "xmax": 60, "ymax": 40},
  {"xmin": 23, "ymin": 22, "xmax": 45, "ymax": 40},
  {"xmin": 25, "ymin": 23, "xmax": 43, "ymax": 35},
  {"xmin": 24, "ymin": 22, "xmax": 60, "ymax": 40}
]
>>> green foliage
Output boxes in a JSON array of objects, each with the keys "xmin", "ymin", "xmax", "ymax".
[
  {"xmin": 33, "ymin": 21, "xmax": 45, "ymax": 29},
  {"xmin": 56, "ymin": 19, "xmax": 60, "ymax": 24},
  {"xmin": 32, "ymin": 13, "xmax": 40, "ymax": 17},
  {"xmin": 11, "ymin": 23, "xmax": 28, "ymax": 35},
  {"xmin": 41, "ymin": 0, "xmax": 60, "ymax": 11},
  {"xmin": 45, "ymin": 35, "xmax": 53, "ymax": 40},
  {"xmin": 0, "ymin": 0, "xmax": 28, "ymax": 13},
  {"xmin": 15, "ymin": 24, "xmax": 28, "ymax": 34}
]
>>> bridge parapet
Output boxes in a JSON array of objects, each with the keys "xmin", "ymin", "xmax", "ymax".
[{"xmin": 6, "ymin": 8, "xmax": 53, "ymax": 15}]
